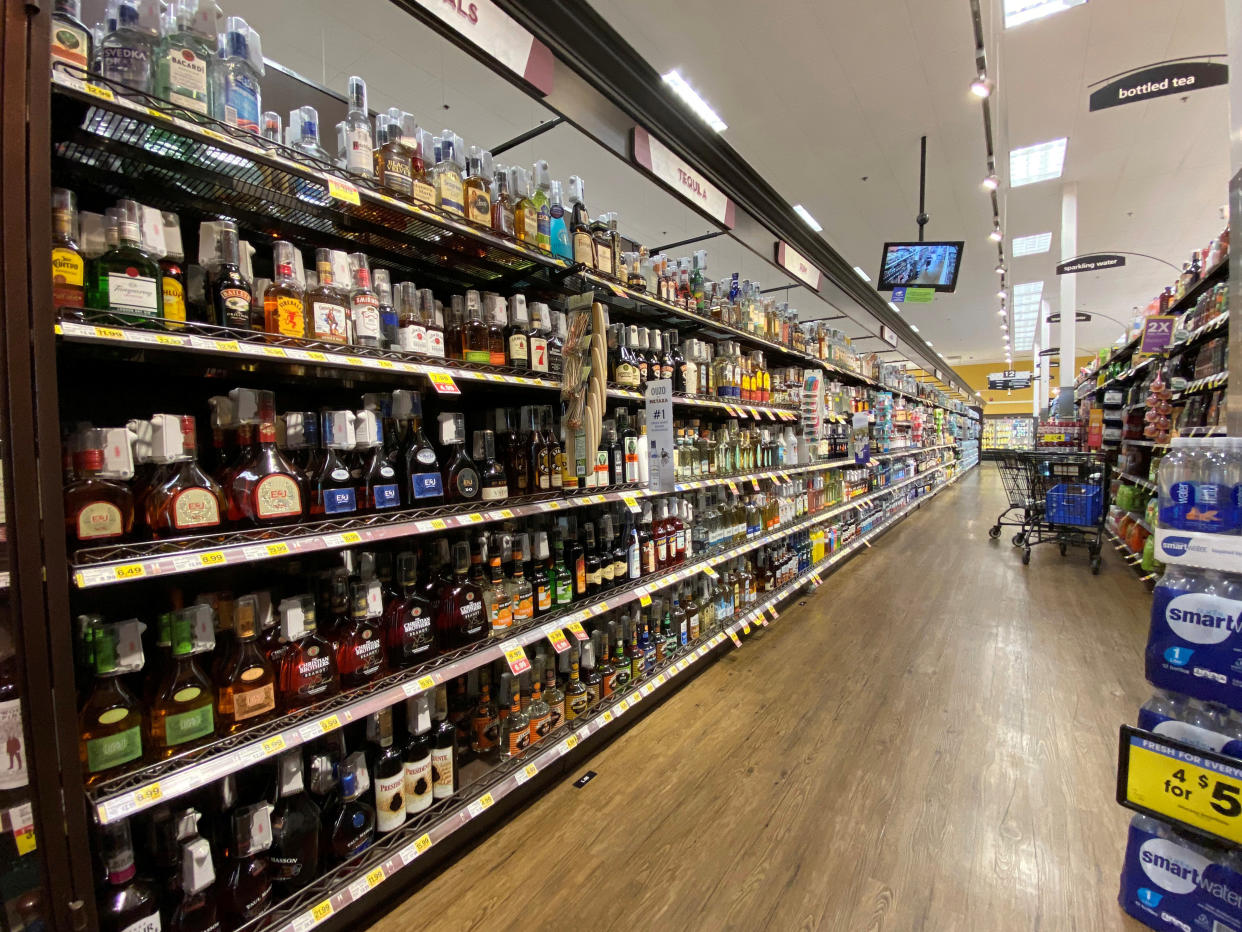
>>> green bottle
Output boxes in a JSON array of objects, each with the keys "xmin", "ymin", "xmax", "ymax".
[
  {"xmin": 552, "ymin": 529, "xmax": 574, "ymax": 606},
  {"xmin": 87, "ymin": 200, "xmax": 164, "ymax": 325}
]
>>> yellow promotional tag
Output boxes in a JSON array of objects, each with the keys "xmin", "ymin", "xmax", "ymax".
[
  {"xmin": 566, "ymin": 621, "xmax": 589, "ymax": 641},
  {"xmin": 262, "ymin": 735, "xmax": 286, "ymax": 756},
  {"xmin": 728, "ymin": 630, "xmax": 742, "ymax": 648},
  {"xmin": 13, "ymin": 825, "xmax": 35, "ymax": 856},
  {"xmin": 504, "ymin": 646, "xmax": 531, "ymax": 675},
  {"xmin": 427, "ymin": 370, "xmax": 460, "ymax": 394},
  {"xmin": 741, "ymin": 622, "xmax": 751, "ymax": 635},
  {"xmin": 547, "ymin": 628, "xmax": 570, "ymax": 654},
  {"xmin": 726, "ymin": 481, "xmax": 739, "ymax": 495},
  {"xmin": 83, "ymin": 82, "xmax": 115, "ymax": 101},
  {"xmin": 327, "ymin": 177, "xmax": 361, "ymax": 205},
  {"xmin": 639, "ymin": 593, "xmax": 652, "ymax": 607},
  {"xmin": 703, "ymin": 566, "xmax": 718, "ymax": 578}
]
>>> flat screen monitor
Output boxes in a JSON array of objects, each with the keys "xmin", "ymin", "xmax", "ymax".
[{"xmin": 877, "ymin": 241, "xmax": 964, "ymax": 292}]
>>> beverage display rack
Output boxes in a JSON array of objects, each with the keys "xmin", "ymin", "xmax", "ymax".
[
  {"xmin": 246, "ymin": 466, "xmax": 966, "ymax": 932},
  {"xmin": 86, "ymin": 459, "xmax": 953, "ymax": 827}
]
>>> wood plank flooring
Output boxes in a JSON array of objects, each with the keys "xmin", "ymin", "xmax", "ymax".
[{"xmin": 367, "ymin": 468, "xmax": 1152, "ymax": 931}]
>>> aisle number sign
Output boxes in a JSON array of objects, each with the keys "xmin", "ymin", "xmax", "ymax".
[{"xmin": 1118, "ymin": 726, "xmax": 1242, "ymax": 846}]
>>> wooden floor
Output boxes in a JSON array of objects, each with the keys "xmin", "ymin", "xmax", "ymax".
[{"xmin": 368, "ymin": 468, "xmax": 1152, "ymax": 931}]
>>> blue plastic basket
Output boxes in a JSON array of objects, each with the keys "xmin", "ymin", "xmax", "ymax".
[{"xmin": 1045, "ymin": 483, "xmax": 1102, "ymax": 526}]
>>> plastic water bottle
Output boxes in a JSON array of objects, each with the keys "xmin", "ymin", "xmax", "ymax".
[
  {"xmin": 1226, "ymin": 437, "xmax": 1242, "ymax": 535},
  {"xmin": 1196, "ymin": 438, "xmax": 1233, "ymax": 534},
  {"xmin": 1158, "ymin": 437, "xmax": 1199, "ymax": 530}
]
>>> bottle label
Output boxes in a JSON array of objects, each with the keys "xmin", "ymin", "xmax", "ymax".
[
  {"xmin": 463, "ymin": 347, "xmax": 491, "ymax": 365},
  {"xmin": 615, "ymin": 362, "xmax": 639, "ymax": 387},
  {"xmin": 508, "ymin": 333, "xmax": 529, "ymax": 366},
  {"xmin": 481, "ymin": 485, "xmax": 507, "ymax": 501},
  {"xmin": 161, "ymin": 274, "xmax": 186, "ymax": 323},
  {"xmin": 323, "ymin": 487, "xmax": 356, "ymax": 515},
  {"xmin": 454, "ymin": 468, "xmax": 479, "ymax": 498},
  {"xmin": 568, "ymin": 693, "xmax": 588, "ymax": 718},
  {"xmin": 254, "ymin": 474, "xmax": 301, "ymax": 519},
  {"xmin": 75, "ymin": 498, "xmax": 125, "ymax": 541},
  {"xmin": 353, "ymin": 295, "xmax": 381, "ymax": 340},
  {"xmin": 624, "ymin": 438, "xmax": 640, "ymax": 482},
  {"xmin": 372, "ymin": 483, "xmax": 400, "ymax": 509},
  {"xmin": 107, "ymin": 271, "xmax": 160, "ymax": 317},
  {"xmin": 273, "ymin": 295, "xmax": 304, "ymax": 336},
  {"xmin": 50, "ymin": 22, "xmax": 90, "ymax": 70},
  {"xmin": 458, "ymin": 597, "xmax": 485, "ymax": 638},
  {"xmin": 536, "ymin": 584, "xmax": 551, "ymax": 612},
  {"xmin": 488, "ymin": 595, "xmax": 513, "ymax": 632},
  {"xmin": 412, "ymin": 472, "xmax": 443, "ymax": 500},
  {"xmin": 312, "ymin": 301, "xmax": 349, "ymax": 342},
  {"xmin": 430, "ymin": 745, "xmax": 454, "ymax": 797},
  {"xmin": 52, "ymin": 247, "xmax": 85, "ymax": 307},
  {"xmin": 529, "ymin": 710, "xmax": 550, "ymax": 741},
  {"xmin": 165, "ymin": 46, "xmax": 209, "ymax": 113},
  {"xmin": 164, "ymin": 703, "xmax": 213, "ymax": 746},
  {"xmin": 436, "ymin": 174, "xmax": 465, "ymax": 215},
  {"xmin": 426, "ymin": 328, "xmax": 445, "ymax": 357},
  {"xmin": 345, "ymin": 130, "xmax": 373, "ymax": 175},
  {"xmin": 508, "ymin": 722, "xmax": 531, "ymax": 756},
  {"xmin": 381, "ymin": 158, "xmax": 414, "ymax": 195},
  {"xmin": 172, "ymin": 487, "xmax": 221, "ymax": 530},
  {"xmin": 521, "ymin": 210, "xmax": 539, "ymax": 243},
  {"xmin": 398, "ymin": 324, "xmax": 427, "ymax": 353},
  {"xmin": 232, "ymin": 682, "xmax": 275, "ymax": 721},
  {"xmin": 86, "ymin": 722, "xmax": 142, "ymax": 773},
  {"xmin": 573, "ymin": 233, "xmax": 594, "ymax": 267},
  {"xmin": 596, "ymin": 244, "xmax": 613, "ymax": 275},
  {"xmin": 537, "ymin": 209, "xmax": 551, "ymax": 246},
  {"xmin": 530, "ymin": 337, "xmax": 549, "ymax": 372},
  {"xmin": 118, "ymin": 912, "xmax": 162, "ymax": 932},
  {"xmin": 101, "ymin": 45, "xmax": 151, "ymax": 91},
  {"xmin": 374, "ymin": 768, "xmax": 406, "ymax": 832},
  {"xmin": 0, "ymin": 699, "xmax": 25, "ymax": 790},
  {"xmin": 219, "ymin": 286, "xmax": 251, "ymax": 327},
  {"xmin": 467, "ymin": 190, "xmax": 491, "ymax": 225},
  {"xmin": 405, "ymin": 756, "xmax": 432, "ymax": 813},
  {"xmin": 223, "ymin": 72, "xmax": 260, "ymax": 133},
  {"xmin": 656, "ymin": 536, "xmax": 667, "ymax": 563},
  {"xmin": 547, "ymin": 698, "xmax": 564, "ymax": 730}
]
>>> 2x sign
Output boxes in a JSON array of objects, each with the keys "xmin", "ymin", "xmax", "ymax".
[{"xmin": 1089, "ymin": 60, "xmax": 1227, "ymax": 112}]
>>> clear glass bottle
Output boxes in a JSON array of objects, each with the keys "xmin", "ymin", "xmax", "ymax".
[
  {"xmin": 262, "ymin": 239, "xmax": 306, "ymax": 338},
  {"xmin": 463, "ymin": 146, "xmax": 492, "ymax": 225},
  {"xmin": 491, "ymin": 164, "xmax": 515, "ymax": 236},
  {"xmin": 348, "ymin": 252, "xmax": 383, "ymax": 348},
  {"xmin": 434, "ymin": 131, "xmax": 465, "ymax": 216},
  {"xmin": 288, "ymin": 105, "xmax": 332, "ymax": 163},
  {"xmin": 215, "ymin": 596, "xmax": 276, "ymax": 733},
  {"xmin": 150, "ymin": 612, "xmax": 215, "ymax": 757},
  {"xmin": 512, "ymin": 166, "xmax": 539, "ymax": 245},
  {"xmin": 100, "ymin": 0, "xmax": 161, "ymax": 95},
  {"xmin": 340, "ymin": 75, "xmax": 374, "ymax": 178},
  {"xmin": 156, "ymin": 0, "xmax": 215, "ymax": 114},
  {"xmin": 78, "ymin": 625, "xmax": 144, "ymax": 784},
  {"xmin": 211, "ymin": 16, "xmax": 263, "ymax": 134},
  {"xmin": 374, "ymin": 119, "xmax": 414, "ymax": 198},
  {"xmin": 52, "ymin": 187, "xmax": 86, "ymax": 310}
]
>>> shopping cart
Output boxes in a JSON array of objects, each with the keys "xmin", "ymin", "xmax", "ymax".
[
  {"xmin": 1015, "ymin": 451, "xmax": 1111, "ymax": 573},
  {"xmin": 988, "ymin": 452, "xmax": 1041, "ymax": 545}
]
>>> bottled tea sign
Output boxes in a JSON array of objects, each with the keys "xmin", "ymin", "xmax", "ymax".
[{"xmin": 1089, "ymin": 60, "xmax": 1227, "ymax": 111}]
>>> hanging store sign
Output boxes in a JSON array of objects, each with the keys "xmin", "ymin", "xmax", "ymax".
[
  {"xmin": 905, "ymin": 287, "xmax": 935, "ymax": 303},
  {"xmin": 879, "ymin": 325, "xmax": 898, "ymax": 348},
  {"xmin": 631, "ymin": 128, "xmax": 736, "ymax": 228},
  {"xmin": 987, "ymin": 371, "xmax": 1031, "ymax": 390},
  {"xmin": 1139, "ymin": 315, "xmax": 1176, "ymax": 357},
  {"xmin": 1089, "ymin": 60, "xmax": 1227, "ymax": 112},
  {"xmin": 409, "ymin": 0, "xmax": 555, "ymax": 95},
  {"xmin": 773, "ymin": 241, "xmax": 821, "ymax": 290},
  {"xmin": 1056, "ymin": 254, "xmax": 1126, "ymax": 274}
]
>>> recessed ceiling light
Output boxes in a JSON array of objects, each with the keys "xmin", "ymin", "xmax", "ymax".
[
  {"xmin": 661, "ymin": 70, "xmax": 727, "ymax": 132},
  {"xmin": 982, "ymin": 174, "xmax": 999, "ymax": 191},
  {"xmin": 853, "ymin": 266, "xmax": 871, "ymax": 282},
  {"xmin": 970, "ymin": 73, "xmax": 993, "ymax": 98},
  {"xmin": 911, "ymin": 325, "xmax": 920, "ymax": 333},
  {"xmin": 1004, "ymin": 0, "xmax": 1087, "ymax": 29},
  {"xmin": 792, "ymin": 204, "xmax": 822, "ymax": 232},
  {"xmin": 997, "ymin": 308, "xmax": 1006, "ymax": 316},
  {"xmin": 888, "ymin": 302, "xmax": 901, "ymax": 313},
  {"xmin": 927, "ymin": 341, "xmax": 934, "ymax": 347},
  {"xmin": 1010, "ymin": 138, "xmax": 1068, "ymax": 187},
  {"xmin": 1012, "ymin": 232, "xmax": 1053, "ymax": 256}
]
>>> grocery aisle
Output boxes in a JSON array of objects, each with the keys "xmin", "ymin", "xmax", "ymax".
[{"xmin": 368, "ymin": 467, "xmax": 1153, "ymax": 931}]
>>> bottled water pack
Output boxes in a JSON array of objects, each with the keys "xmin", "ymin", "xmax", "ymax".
[
  {"xmin": 1147, "ymin": 566, "xmax": 1242, "ymax": 709},
  {"xmin": 1159, "ymin": 437, "xmax": 1242, "ymax": 535}
]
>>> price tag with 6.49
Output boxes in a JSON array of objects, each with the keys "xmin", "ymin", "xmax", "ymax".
[{"xmin": 1119, "ymin": 726, "xmax": 1242, "ymax": 845}]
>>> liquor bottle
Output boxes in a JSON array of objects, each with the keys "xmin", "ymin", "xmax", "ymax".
[
  {"xmin": 431, "ymin": 685, "xmax": 456, "ymax": 799},
  {"xmin": 552, "ymin": 529, "xmax": 574, "ymax": 607},
  {"xmin": 305, "ymin": 247, "xmax": 349, "ymax": 344},
  {"xmin": 269, "ymin": 752, "xmax": 320, "ymax": 898},
  {"xmin": 440, "ymin": 413, "xmax": 480, "ymax": 502},
  {"xmin": 564, "ymin": 649, "xmax": 588, "ymax": 721},
  {"xmin": 463, "ymin": 146, "xmax": 492, "ymax": 225},
  {"xmin": 339, "ymin": 75, "xmax": 374, "ymax": 178},
  {"xmin": 211, "ymin": 17, "xmax": 262, "ymax": 134},
  {"xmin": 490, "ymin": 164, "xmax": 515, "ymax": 236},
  {"xmin": 232, "ymin": 392, "xmax": 304, "ymax": 525},
  {"xmin": 537, "ymin": 656, "xmax": 562, "ymax": 732},
  {"xmin": 528, "ymin": 302, "xmax": 550, "ymax": 373},
  {"xmin": 669, "ymin": 498, "xmax": 686, "ymax": 565},
  {"xmin": 422, "ymin": 289, "xmax": 446, "ymax": 357},
  {"xmin": 157, "ymin": 213, "xmax": 189, "ymax": 328},
  {"xmin": 500, "ymin": 678, "xmax": 530, "ymax": 760},
  {"xmin": 385, "ymin": 551, "xmax": 436, "ymax": 668},
  {"xmin": 349, "ymin": 252, "xmax": 383, "ymax": 349},
  {"xmin": 375, "ymin": 119, "xmax": 415, "ymax": 198},
  {"xmin": 326, "ymin": 767, "xmax": 374, "ymax": 866},
  {"xmin": 100, "ymin": 0, "xmax": 160, "ymax": 94},
  {"xmin": 567, "ymin": 175, "xmax": 594, "ymax": 267},
  {"xmin": 278, "ymin": 595, "xmax": 339, "ymax": 710},
  {"xmin": 582, "ymin": 634, "xmax": 602, "ymax": 705},
  {"xmin": 168, "ymin": 812, "xmax": 218, "ymax": 932},
  {"xmin": 288, "ymin": 105, "xmax": 332, "ymax": 162},
  {"xmin": 203, "ymin": 221, "xmax": 251, "ymax": 329},
  {"xmin": 218, "ymin": 803, "xmax": 274, "ymax": 925},
  {"xmin": 507, "ymin": 535, "xmax": 535, "ymax": 624},
  {"xmin": 367, "ymin": 708, "xmax": 406, "ymax": 833},
  {"xmin": 460, "ymin": 290, "xmax": 490, "ymax": 363},
  {"xmin": 506, "ymin": 295, "xmax": 531, "ymax": 370},
  {"xmin": 51, "ymin": 0, "xmax": 93, "ymax": 74},
  {"xmin": 485, "ymin": 294, "xmax": 507, "ymax": 365},
  {"xmin": 98, "ymin": 820, "xmax": 162, "ymax": 932},
  {"xmin": 547, "ymin": 179, "xmax": 572, "ymax": 260},
  {"xmin": 531, "ymin": 530, "xmax": 552, "ymax": 617},
  {"xmin": 511, "ymin": 166, "xmax": 539, "ymax": 245},
  {"xmin": 52, "ymin": 187, "xmax": 86, "ymax": 309},
  {"xmin": 530, "ymin": 159, "xmax": 553, "ymax": 249},
  {"xmin": 216, "ymin": 595, "xmax": 276, "ymax": 732},
  {"xmin": 86, "ymin": 199, "xmax": 163, "ymax": 323},
  {"xmin": 437, "ymin": 541, "xmax": 487, "ymax": 647},
  {"xmin": 482, "ymin": 548, "xmax": 513, "ymax": 640},
  {"xmin": 312, "ymin": 411, "xmax": 356, "ymax": 517},
  {"xmin": 548, "ymin": 312, "xmax": 566, "ymax": 377},
  {"xmin": 157, "ymin": 0, "xmax": 214, "ymax": 114},
  {"xmin": 526, "ymin": 674, "xmax": 550, "ymax": 744},
  {"xmin": 262, "ymin": 239, "xmax": 305, "ymax": 338},
  {"xmin": 474, "ymin": 429, "xmax": 508, "ymax": 501},
  {"xmin": 591, "ymin": 211, "xmax": 613, "ymax": 278},
  {"xmin": 336, "ymin": 582, "xmax": 386, "ymax": 690},
  {"xmin": 395, "ymin": 281, "xmax": 425, "ymax": 354},
  {"xmin": 403, "ymin": 693, "xmax": 433, "ymax": 815},
  {"xmin": 150, "ymin": 613, "xmax": 215, "ymax": 757},
  {"xmin": 601, "ymin": 622, "xmax": 619, "ymax": 696},
  {"xmin": 358, "ymin": 409, "xmax": 400, "ymax": 511},
  {"xmin": 433, "ymin": 132, "xmax": 465, "ymax": 216},
  {"xmin": 64, "ymin": 428, "xmax": 134, "ymax": 547},
  {"xmin": 399, "ymin": 391, "xmax": 444, "ymax": 505},
  {"xmin": 583, "ymin": 522, "xmax": 602, "ymax": 596},
  {"xmin": 79, "ymin": 626, "xmax": 144, "ymax": 784}
]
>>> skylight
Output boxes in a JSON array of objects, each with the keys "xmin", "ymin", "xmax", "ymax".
[
  {"xmin": 1011, "ymin": 281, "xmax": 1044, "ymax": 352},
  {"xmin": 661, "ymin": 70, "xmax": 727, "ymax": 132},
  {"xmin": 1009, "ymin": 138, "xmax": 1068, "ymax": 187},
  {"xmin": 1004, "ymin": 0, "xmax": 1087, "ymax": 28},
  {"xmin": 792, "ymin": 204, "xmax": 822, "ymax": 232},
  {"xmin": 1012, "ymin": 232, "xmax": 1053, "ymax": 257}
]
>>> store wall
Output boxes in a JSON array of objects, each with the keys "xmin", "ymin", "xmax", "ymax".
[{"xmin": 956, "ymin": 356, "xmax": 1096, "ymax": 413}]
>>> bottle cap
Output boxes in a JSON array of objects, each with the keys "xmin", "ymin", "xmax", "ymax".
[
  {"xmin": 347, "ymin": 75, "xmax": 368, "ymax": 113},
  {"xmin": 323, "ymin": 410, "xmax": 357, "ymax": 449},
  {"xmin": 438, "ymin": 412, "xmax": 465, "ymax": 445},
  {"xmin": 373, "ymin": 268, "xmax": 392, "ymax": 304}
]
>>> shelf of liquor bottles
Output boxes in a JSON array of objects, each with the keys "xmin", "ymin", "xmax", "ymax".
[
  {"xmin": 86, "ymin": 458, "xmax": 952, "ymax": 826},
  {"xmin": 240, "ymin": 466, "xmax": 967, "ymax": 932},
  {"xmin": 48, "ymin": 68, "xmax": 972, "ymax": 420}
]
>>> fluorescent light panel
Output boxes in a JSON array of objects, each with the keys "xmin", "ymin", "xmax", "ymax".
[
  {"xmin": 661, "ymin": 70, "xmax": 727, "ymax": 132},
  {"xmin": 853, "ymin": 266, "xmax": 871, "ymax": 282},
  {"xmin": 792, "ymin": 204, "xmax": 822, "ymax": 232},
  {"xmin": 1009, "ymin": 138, "xmax": 1068, "ymax": 187},
  {"xmin": 1011, "ymin": 232, "xmax": 1052, "ymax": 257},
  {"xmin": 1004, "ymin": 0, "xmax": 1087, "ymax": 28},
  {"xmin": 1010, "ymin": 281, "xmax": 1044, "ymax": 351}
]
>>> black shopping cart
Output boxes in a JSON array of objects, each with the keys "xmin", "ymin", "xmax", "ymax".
[
  {"xmin": 1015, "ymin": 451, "xmax": 1111, "ymax": 573},
  {"xmin": 988, "ymin": 452, "xmax": 1041, "ymax": 545}
]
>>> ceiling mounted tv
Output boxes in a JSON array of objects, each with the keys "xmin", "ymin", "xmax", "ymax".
[{"xmin": 877, "ymin": 241, "xmax": 964, "ymax": 293}]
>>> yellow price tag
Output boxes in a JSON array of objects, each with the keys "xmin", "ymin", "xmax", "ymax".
[
  {"xmin": 741, "ymin": 622, "xmax": 751, "ymax": 635},
  {"xmin": 135, "ymin": 783, "xmax": 162, "ymax": 805},
  {"xmin": 93, "ymin": 325, "xmax": 125, "ymax": 340},
  {"xmin": 319, "ymin": 715, "xmax": 342, "ymax": 733},
  {"xmin": 639, "ymin": 593, "xmax": 652, "ymax": 607},
  {"xmin": 525, "ymin": 763, "xmax": 538, "ymax": 778},
  {"xmin": 307, "ymin": 351, "xmax": 328, "ymax": 362},
  {"xmin": 327, "ymin": 177, "xmax": 361, "ymax": 205},
  {"xmin": 414, "ymin": 833, "xmax": 433, "ymax": 854},
  {"xmin": 114, "ymin": 563, "xmax": 146, "ymax": 581},
  {"xmin": 341, "ymin": 531, "xmax": 362, "ymax": 544},
  {"xmin": 603, "ymin": 711, "xmax": 613, "ymax": 723},
  {"xmin": 478, "ymin": 792, "xmax": 494, "ymax": 808},
  {"xmin": 547, "ymin": 628, "xmax": 571, "ymax": 654},
  {"xmin": 366, "ymin": 867, "xmax": 385, "ymax": 887},
  {"xmin": 13, "ymin": 826, "xmax": 35, "ymax": 856},
  {"xmin": 263, "ymin": 347, "xmax": 286, "ymax": 357},
  {"xmin": 199, "ymin": 551, "xmax": 225, "ymax": 567},
  {"xmin": 428, "ymin": 518, "xmax": 447, "ymax": 531},
  {"xmin": 565, "ymin": 735, "xmax": 579, "ymax": 750},
  {"xmin": 566, "ymin": 621, "xmax": 588, "ymax": 641},
  {"xmin": 199, "ymin": 128, "xmax": 228, "ymax": 144},
  {"xmin": 1121, "ymin": 729, "xmax": 1242, "ymax": 846},
  {"xmin": 504, "ymin": 646, "xmax": 531, "ymax": 675},
  {"xmin": 416, "ymin": 675, "xmax": 435, "ymax": 691},
  {"xmin": 726, "ymin": 481, "xmax": 739, "ymax": 495},
  {"xmin": 499, "ymin": 509, "xmax": 514, "ymax": 519},
  {"xmin": 345, "ymin": 357, "xmax": 363, "ymax": 367},
  {"xmin": 156, "ymin": 334, "xmax": 180, "ymax": 345},
  {"xmin": 378, "ymin": 359, "xmax": 395, "ymax": 368},
  {"xmin": 703, "ymin": 566, "xmax": 718, "ymax": 578},
  {"xmin": 83, "ymin": 82, "xmax": 115, "ymax": 101},
  {"xmin": 467, "ymin": 513, "xmax": 483, "ymax": 523},
  {"xmin": 266, "ymin": 542, "xmax": 290, "ymax": 557},
  {"xmin": 217, "ymin": 340, "xmax": 240, "ymax": 352},
  {"xmin": 728, "ymin": 630, "xmax": 743, "ymax": 648},
  {"xmin": 311, "ymin": 901, "xmax": 334, "ymax": 922},
  {"xmin": 262, "ymin": 735, "xmax": 286, "ymax": 755},
  {"xmin": 427, "ymin": 370, "xmax": 460, "ymax": 394}
]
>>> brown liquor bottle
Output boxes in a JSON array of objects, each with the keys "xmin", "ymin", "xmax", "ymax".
[
  {"xmin": 64, "ymin": 428, "xmax": 134, "ymax": 547},
  {"xmin": 79, "ymin": 625, "xmax": 145, "ymax": 785},
  {"xmin": 215, "ymin": 595, "xmax": 277, "ymax": 733},
  {"xmin": 231, "ymin": 391, "xmax": 305, "ymax": 526},
  {"xmin": 262, "ymin": 240, "xmax": 306, "ymax": 339},
  {"xmin": 150, "ymin": 613, "xmax": 216, "ymax": 758},
  {"xmin": 145, "ymin": 415, "xmax": 227, "ymax": 538}
]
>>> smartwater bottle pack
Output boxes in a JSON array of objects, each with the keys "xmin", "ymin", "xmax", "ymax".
[
  {"xmin": 1147, "ymin": 566, "xmax": 1242, "ymax": 710},
  {"xmin": 1138, "ymin": 690, "xmax": 1242, "ymax": 758},
  {"xmin": 1119, "ymin": 814, "xmax": 1242, "ymax": 932}
]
